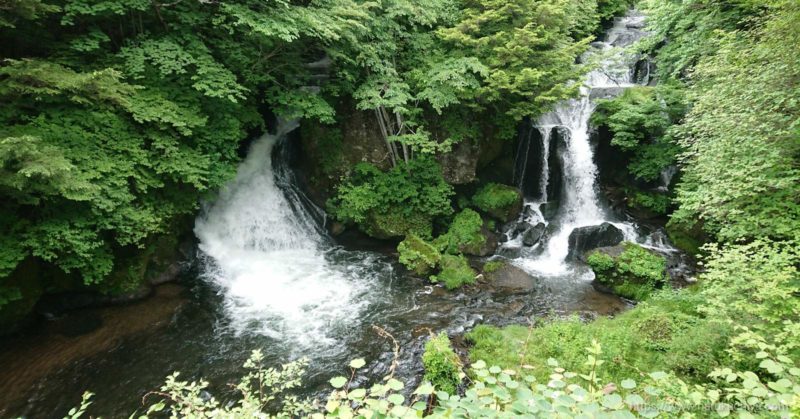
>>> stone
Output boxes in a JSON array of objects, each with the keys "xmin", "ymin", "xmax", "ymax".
[
  {"xmin": 485, "ymin": 263, "xmax": 537, "ymax": 294},
  {"xmin": 566, "ymin": 222, "xmax": 624, "ymax": 260},
  {"xmin": 539, "ymin": 201, "xmax": 559, "ymax": 220},
  {"xmin": 522, "ymin": 223, "xmax": 546, "ymax": 246}
]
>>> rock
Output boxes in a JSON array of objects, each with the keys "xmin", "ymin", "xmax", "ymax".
[
  {"xmin": 485, "ymin": 263, "xmax": 537, "ymax": 294},
  {"xmin": 585, "ymin": 242, "xmax": 668, "ymax": 300},
  {"xmin": 329, "ymin": 221, "xmax": 346, "ymax": 236},
  {"xmin": 566, "ymin": 222, "xmax": 624, "ymax": 260},
  {"xmin": 438, "ymin": 139, "xmax": 480, "ymax": 184},
  {"xmin": 539, "ymin": 201, "xmax": 559, "ymax": 220},
  {"xmin": 522, "ymin": 223, "xmax": 546, "ymax": 246}
]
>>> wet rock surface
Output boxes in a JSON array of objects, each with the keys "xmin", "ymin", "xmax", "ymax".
[{"xmin": 567, "ymin": 222, "xmax": 624, "ymax": 260}]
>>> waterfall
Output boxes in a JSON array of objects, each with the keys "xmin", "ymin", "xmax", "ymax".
[
  {"xmin": 510, "ymin": 10, "xmax": 648, "ymax": 276},
  {"xmin": 194, "ymin": 121, "xmax": 381, "ymax": 347}
]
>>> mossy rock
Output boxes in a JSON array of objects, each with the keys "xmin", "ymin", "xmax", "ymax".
[
  {"xmin": 436, "ymin": 209, "xmax": 497, "ymax": 256},
  {"xmin": 364, "ymin": 210, "xmax": 432, "ymax": 240},
  {"xmin": 471, "ymin": 183, "xmax": 523, "ymax": 222},
  {"xmin": 586, "ymin": 242, "xmax": 667, "ymax": 300},
  {"xmin": 665, "ymin": 219, "xmax": 705, "ymax": 256},
  {"xmin": 398, "ymin": 235, "xmax": 441, "ymax": 276},
  {"xmin": 431, "ymin": 254, "xmax": 477, "ymax": 290}
]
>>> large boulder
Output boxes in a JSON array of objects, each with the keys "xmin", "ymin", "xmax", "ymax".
[
  {"xmin": 483, "ymin": 261, "xmax": 536, "ymax": 294},
  {"xmin": 566, "ymin": 222, "xmax": 624, "ymax": 260},
  {"xmin": 585, "ymin": 242, "xmax": 668, "ymax": 300},
  {"xmin": 522, "ymin": 223, "xmax": 546, "ymax": 246}
]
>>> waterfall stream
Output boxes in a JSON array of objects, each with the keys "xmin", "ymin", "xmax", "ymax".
[
  {"xmin": 504, "ymin": 11, "xmax": 655, "ymax": 276},
  {"xmin": 194, "ymin": 121, "xmax": 386, "ymax": 347}
]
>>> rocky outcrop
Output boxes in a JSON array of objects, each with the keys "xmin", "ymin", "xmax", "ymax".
[{"xmin": 566, "ymin": 222, "xmax": 624, "ymax": 260}]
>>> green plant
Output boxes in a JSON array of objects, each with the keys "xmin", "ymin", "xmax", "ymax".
[
  {"xmin": 329, "ymin": 158, "xmax": 454, "ymax": 239},
  {"xmin": 397, "ymin": 235, "xmax": 441, "ymax": 276},
  {"xmin": 431, "ymin": 254, "xmax": 476, "ymax": 290},
  {"xmin": 422, "ymin": 332, "xmax": 462, "ymax": 394}
]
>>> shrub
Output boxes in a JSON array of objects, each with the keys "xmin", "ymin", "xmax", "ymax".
[
  {"xmin": 422, "ymin": 332, "xmax": 462, "ymax": 394},
  {"xmin": 397, "ymin": 235, "xmax": 441, "ymax": 276},
  {"xmin": 431, "ymin": 254, "xmax": 476, "ymax": 290},
  {"xmin": 329, "ymin": 158, "xmax": 454, "ymax": 239}
]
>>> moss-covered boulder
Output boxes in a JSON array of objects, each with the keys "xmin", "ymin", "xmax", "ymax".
[
  {"xmin": 586, "ymin": 242, "xmax": 668, "ymax": 300},
  {"xmin": 436, "ymin": 209, "xmax": 497, "ymax": 256},
  {"xmin": 364, "ymin": 210, "xmax": 432, "ymax": 240},
  {"xmin": 471, "ymin": 183, "xmax": 523, "ymax": 222},
  {"xmin": 431, "ymin": 254, "xmax": 477, "ymax": 290},
  {"xmin": 665, "ymin": 219, "xmax": 706, "ymax": 256},
  {"xmin": 398, "ymin": 235, "xmax": 442, "ymax": 276}
]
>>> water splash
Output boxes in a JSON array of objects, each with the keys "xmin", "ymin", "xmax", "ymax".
[{"xmin": 194, "ymin": 121, "xmax": 384, "ymax": 348}]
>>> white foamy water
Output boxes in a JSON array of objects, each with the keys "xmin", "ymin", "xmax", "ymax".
[{"xmin": 194, "ymin": 121, "xmax": 377, "ymax": 346}]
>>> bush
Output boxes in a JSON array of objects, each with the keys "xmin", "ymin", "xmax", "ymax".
[
  {"xmin": 587, "ymin": 242, "xmax": 667, "ymax": 300},
  {"xmin": 431, "ymin": 254, "xmax": 476, "ymax": 290},
  {"xmin": 329, "ymin": 158, "xmax": 454, "ymax": 239},
  {"xmin": 422, "ymin": 332, "xmax": 462, "ymax": 394},
  {"xmin": 470, "ymin": 183, "xmax": 521, "ymax": 222},
  {"xmin": 467, "ymin": 290, "xmax": 730, "ymax": 384},
  {"xmin": 397, "ymin": 235, "xmax": 441, "ymax": 276}
]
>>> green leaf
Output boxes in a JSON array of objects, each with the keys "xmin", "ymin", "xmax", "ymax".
[
  {"xmin": 330, "ymin": 376, "xmax": 348, "ymax": 389},
  {"xmin": 620, "ymin": 379, "xmax": 636, "ymax": 389},
  {"xmin": 349, "ymin": 358, "xmax": 366, "ymax": 369}
]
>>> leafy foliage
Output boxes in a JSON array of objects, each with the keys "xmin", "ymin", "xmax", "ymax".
[
  {"xmin": 664, "ymin": 0, "xmax": 800, "ymax": 243},
  {"xmin": 434, "ymin": 209, "xmax": 486, "ymax": 256},
  {"xmin": 329, "ymin": 158, "xmax": 454, "ymax": 239},
  {"xmin": 470, "ymin": 183, "xmax": 522, "ymax": 221},
  {"xmin": 422, "ymin": 332, "xmax": 462, "ymax": 394}
]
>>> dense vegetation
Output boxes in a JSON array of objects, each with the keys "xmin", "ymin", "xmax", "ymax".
[
  {"xmin": 4, "ymin": 0, "xmax": 800, "ymax": 416},
  {"xmin": 0, "ymin": 0, "xmax": 624, "ymax": 325}
]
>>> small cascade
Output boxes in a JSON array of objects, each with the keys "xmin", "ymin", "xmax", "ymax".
[
  {"xmin": 194, "ymin": 121, "xmax": 386, "ymax": 348},
  {"xmin": 504, "ymin": 10, "xmax": 654, "ymax": 276}
]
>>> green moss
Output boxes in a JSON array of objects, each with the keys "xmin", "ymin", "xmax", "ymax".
[
  {"xmin": 472, "ymin": 183, "xmax": 521, "ymax": 213},
  {"xmin": 587, "ymin": 242, "xmax": 667, "ymax": 300},
  {"xmin": 365, "ymin": 210, "xmax": 433, "ymax": 240},
  {"xmin": 467, "ymin": 290, "xmax": 733, "ymax": 384},
  {"xmin": 437, "ymin": 209, "xmax": 485, "ymax": 255},
  {"xmin": 431, "ymin": 254, "xmax": 476, "ymax": 290},
  {"xmin": 422, "ymin": 332, "xmax": 462, "ymax": 394},
  {"xmin": 666, "ymin": 220, "xmax": 704, "ymax": 256},
  {"xmin": 397, "ymin": 235, "xmax": 441, "ymax": 276},
  {"xmin": 482, "ymin": 260, "xmax": 505, "ymax": 274}
]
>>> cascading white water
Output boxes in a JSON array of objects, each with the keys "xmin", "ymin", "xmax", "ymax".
[
  {"xmin": 513, "ymin": 11, "xmax": 647, "ymax": 275},
  {"xmin": 194, "ymin": 121, "xmax": 379, "ymax": 347}
]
